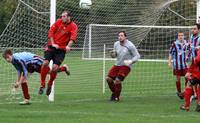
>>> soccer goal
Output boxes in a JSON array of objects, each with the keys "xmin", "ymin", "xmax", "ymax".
[{"xmin": 82, "ymin": 24, "xmax": 192, "ymax": 94}]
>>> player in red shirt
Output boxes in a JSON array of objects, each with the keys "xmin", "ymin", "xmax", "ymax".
[
  {"xmin": 180, "ymin": 48, "xmax": 200, "ymax": 112},
  {"xmin": 39, "ymin": 10, "xmax": 78, "ymax": 95}
]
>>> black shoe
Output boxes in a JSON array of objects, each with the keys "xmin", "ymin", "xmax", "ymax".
[
  {"xmin": 63, "ymin": 64, "xmax": 70, "ymax": 75},
  {"xmin": 110, "ymin": 93, "xmax": 115, "ymax": 101},
  {"xmin": 195, "ymin": 104, "xmax": 200, "ymax": 112},
  {"xmin": 38, "ymin": 87, "xmax": 45, "ymax": 95},
  {"xmin": 176, "ymin": 92, "xmax": 184, "ymax": 100},
  {"xmin": 46, "ymin": 86, "xmax": 52, "ymax": 96}
]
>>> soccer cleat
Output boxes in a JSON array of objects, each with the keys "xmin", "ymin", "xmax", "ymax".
[
  {"xmin": 46, "ymin": 86, "xmax": 52, "ymax": 96},
  {"xmin": 195, "ymin": 104, "xmax": 200, "ymax": 112},
  {"xmin": 38, "ymin": 87, "xmax": 45, "ymax": 95},
  {"xmin": 180, "ymin": 105, "xmax": 189, "ymax": 111},
  {"xmin": 63, "ymin": 64, "xmax": 70, "ymax": 75},
  {"xmin": 19, "ymin": 99, "xmax": 30, "ymax": 105},
  {"xmin": 110, "ymin": 93, "xmax": 115, "ymax": 101},
  {"xmin": 114, "ymin": 97, "xmax": 120, "ymax": 102},
  {"xmin": 176, "ymin": 92, "xmax": 184, "ymax": 100}
]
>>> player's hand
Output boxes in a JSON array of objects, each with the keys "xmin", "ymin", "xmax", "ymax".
[
  {"xmin": 66, "ymin": 46, "xmax": 71, "ymax": 52},
  {"xmin": 13, "ymin": 82, "xmax": 20, "ymax": 88},
  {"xmin": 110, "ymin": 50, "xmax": 117, "ymax": 58},
  {"xmin": 52, "ymin": 44, "xmax": 59, "ymax": 49},
  {"xmin": 168, "ymin": 62, "xmax": 172, "ymax": 68},
  {"xmin": 185, "ymin": 72, "xmax": 192, "ymax": 80},
  {"xmin": 124, "ymin": 60, "xmax": 133, "ymax": 66}
]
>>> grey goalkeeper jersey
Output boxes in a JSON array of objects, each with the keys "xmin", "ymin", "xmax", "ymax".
[{"xmin": 114, "ymin": 40, "xmax": 140, "ymax": 67}]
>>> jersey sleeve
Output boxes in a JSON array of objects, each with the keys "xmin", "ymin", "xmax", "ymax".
[
  {"xmin": 15, "ymin": 60, "xmax": 28, "ymax": 78},
  {"xmin": 130, "ymin": 44, "xmax": 140, "ymax": 63},
  {"xmin": 13, "ymin": 63, "xmax": 22, "ymax": 76},
  {"xmin": 169, "ymin": 43, "xmax": 175, "ymax": 55},
  {"xmin": 70, "ymin": 23, "xmax": 78, "ymax": 42}
]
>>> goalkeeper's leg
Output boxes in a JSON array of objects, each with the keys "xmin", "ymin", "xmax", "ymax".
[{"xmin": 106, "ymin": 66, "xmax": 119, "ymax": 101}]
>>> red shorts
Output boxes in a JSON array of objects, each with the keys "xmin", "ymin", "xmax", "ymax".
[
  {"xmin": 173, "ymin": 68, "xmax": 188, "ymax": 76},
  {"xmin": 108, "ymin": 65, "xmax": 131, "ymax": 81}
]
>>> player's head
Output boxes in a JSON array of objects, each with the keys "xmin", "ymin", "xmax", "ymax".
[
  {"xmin": 2, "ymin": 49, "xmax": 13, "ymax": 63},
  {"xmin": 177, "ymin": 32, "xmax": 184, "ymax": 41},
  {"xmin": 118, "ymin": 31, "xmax": 127, "ymax": 42},
  {"xmin": 61, "ymin": 10, "xmax": 71, "ymax": 23},
  {"xmin": 191, "ymin": 23, "xmax": 200, "ymax": 35}
]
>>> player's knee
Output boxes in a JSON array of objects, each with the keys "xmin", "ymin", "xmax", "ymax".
[
  {"xmin": 43, "ymin": 60, "xmax": 49, "ymax": 67},
  {"xmin": 52, "ymin": 65, "xmax": 59, "ymax": 72},
  {"xmin": 106, "ymin": 77, "xmax": 113, "ymax": 83},
  {"xmin": 115, "ymin": 75, "xmax": 125, "ymax": 82}
]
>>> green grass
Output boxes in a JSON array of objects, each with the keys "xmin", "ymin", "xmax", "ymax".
[{"xmin": 0, "ymin": 51, "xmax": 200, "ymax": 123}]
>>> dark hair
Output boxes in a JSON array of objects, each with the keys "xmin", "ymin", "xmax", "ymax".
[
  {"xmin": 62, "ymin": 10, "xmax": 71, "ymax": 17},
  {"xmin": 2, "ymin": 49, "xmax": 12, "ymax": 58},
  {"xmin": 193, "ymin": 23, "xmax": 200, "ymax": 29},
  {"xmin": 118, "ymin": 31, "xmax": 127, "ymax": 37}
]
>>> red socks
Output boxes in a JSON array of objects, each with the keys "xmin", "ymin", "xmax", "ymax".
[
  {"xmin": 48, "ymin": 72, "xmax": 57, "ymax": 87},
  {"xmin": 58, "ymin": 66, "xmax": 66, "ymax": 72},
  {"xmin": 40, "ymin": 66, "xmax": 50, "ymax": 87},
  {"xmin": 114, "ymin": 83, "xmax": 122, "ymax": 98},
  {"xmin": 21, "ymin": 83, "xmax": 30, "ymax": 100},
  {"xmin": 176, "ymin": 81, "xmax": 181, "ymax": 93},
  {"xmin": 107, "ymin": 81, "xmax": 115, "ymax": 93},
  {"xmin": 184, "ymin": 87, "xmax": 193, "ymax": 108},
  {"xmin": 197, "ymin": 85, "xmax": 200, "ymax": 105}
]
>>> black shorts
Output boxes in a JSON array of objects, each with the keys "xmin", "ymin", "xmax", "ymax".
[
  {"xmin": 44, "ymin": 46, "xmax": 66, "ymax": 65},
  {"xmin": 27, "ymin": 64, "xmax": 41, "ymax": 73},
  {"xmin": 190, "ymin": 78, "xmax": 200, "ymax": 86}
]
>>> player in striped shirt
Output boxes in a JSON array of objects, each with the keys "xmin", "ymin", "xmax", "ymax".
[
  {"xmin": 106, "ymin": 31, "xmax": 140, "ymax": 101},
  {"xmin": 2, "ymin": 49, "xmax": 69, "ymax": 104},
  {"xmin": 168, "ymin": 32, "xmax": 189, "ymax": 99}
]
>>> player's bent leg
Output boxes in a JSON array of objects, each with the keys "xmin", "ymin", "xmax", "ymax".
[
  {"xmin": 195, "ymin": 84, "xmax": 200, "ymax": 112},
  {"xmin": 181, "ymin": 81, "xmax": 194, "ymax": 111},
  {"xmin": 114, "ymin": 77, "xmax": 123, "ymax": 102},
  {"xmin": 20, "ymin": 82, "xmax": 30, "ymax": 105},
  {"xmin": 58, "ymin": 64, "xmax": 70, "ymax": 75},
  {"xmin": 106, "ymin": 76, "xmax": 115, "ymax": 101},
  {"xmin": 40, "ymin": 60, "xmax": 50, "ymax": 88}
]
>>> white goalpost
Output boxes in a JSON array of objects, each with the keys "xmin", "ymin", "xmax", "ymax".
[{"xmin": 48, "ymin": 0, "xmax": 56, "ymax": 102}]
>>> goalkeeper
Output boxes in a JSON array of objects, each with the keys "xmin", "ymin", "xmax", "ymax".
[
  {"xmin": 106, "ymin": 31, "xmax": 140, "ymax": 101},
  {"xmin": 2, "ymin": 49, "xmax": 70, "ymax": 104}
]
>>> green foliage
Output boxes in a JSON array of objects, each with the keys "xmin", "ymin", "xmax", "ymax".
[{"xmin": 0, "ymin": 0, "xmax": 18, "ymax": 34}]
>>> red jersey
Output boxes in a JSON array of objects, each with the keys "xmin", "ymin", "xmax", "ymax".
[
  {"xmin": 188, "ymin": 48, "xmax": 200, "ymax": 80},
  {"xmin": 47, "ymin": 19, "xmax": 78, "ymax": 50}
]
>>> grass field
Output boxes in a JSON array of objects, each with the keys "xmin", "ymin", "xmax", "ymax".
[{"xmin": 0, "ymin": 50, "xmax": 200, "ymax": 123}]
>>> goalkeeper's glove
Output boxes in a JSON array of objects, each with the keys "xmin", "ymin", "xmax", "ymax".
[
  {"xmin": 110, "ymin": 50, "xmax": 117, "ymax": 58},
  {"xmin": 124, "ymin": 60, "xmax": 133, "ymax": 66}
]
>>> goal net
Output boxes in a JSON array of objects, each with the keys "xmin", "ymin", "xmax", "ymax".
[{"xmin": 0, "ymin": 0, "xmax": 197, "ymax": 103}]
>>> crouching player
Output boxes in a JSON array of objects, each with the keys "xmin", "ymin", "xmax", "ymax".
[
  {"xmin": 106, "ymin": 31, "xmax": 140, "ymax": 102},
  {"xmin": 168, "ymin": 32, "xmax": 189, "ymax": 99},
  {"xmin": 2, "ymin": 49, "xmax": 70, "ymax": 105},
  {"xmin": 180, "ymin": 48, "xmax": 200, "ymax": 112}
]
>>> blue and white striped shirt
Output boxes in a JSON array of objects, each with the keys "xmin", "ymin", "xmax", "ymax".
[{"xmin": 169, "ymin": 40, "xmax": 188, "ymax": 70}]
